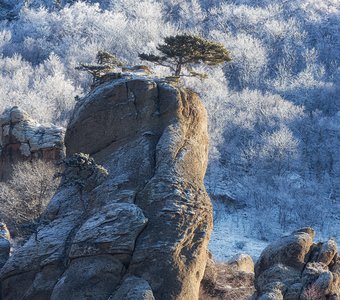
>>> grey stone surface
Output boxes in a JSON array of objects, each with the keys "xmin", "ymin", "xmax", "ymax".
[
  {"xmin": 253, "ymin": 228, "xmax": 340, "ymax": 299},
  {"xmin": 112, "ymin": 276, "xmax": 155, "ymax": 300},
  {"xmin": 0, "ymin": 106, "xmax": 65, "ymax": 181},
  {"xmin": 228, "ymin": 253, "xmax": 254, "ymax": 273},
  {"xmin": 0, "ymin": 78, "xmax": 212, "ymax": 300}
]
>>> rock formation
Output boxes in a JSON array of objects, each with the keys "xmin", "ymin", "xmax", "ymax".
[
  {"xmin": 199, "ymin": 253, "xmax": 255, "ymax": 300},
  {"xmin": 0, "ymin": 106, "xmax": 65, "ymax": 181},
  {"xmin": 252, "ymin": 228, "xmax": 340, "ymax": 299},
  {"xmin": 0, "ymin": 77, "xmax": 213, "ymax": 300},
  {"xmin": 229, "ymin": 253, "xmax": 254, "ymax": 274}
]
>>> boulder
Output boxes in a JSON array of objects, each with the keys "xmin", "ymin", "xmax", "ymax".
[
  {"xmin": 0, "ymin": 106, "xmax": 65, "ymax": 181},
  {"xmin": 0, "ymin": 78, "xmax": 213, "ymax": 300},
  {"xmin": 228, "ymin": 253, "xmax": 254, "ymax": 273},
  {"xmin": 112, "ymin": 276, "xmax": 155, "ymax": 300},
  {"xmin": 252, "ymin": 228, "xmax": 340, "ymax": 299}
]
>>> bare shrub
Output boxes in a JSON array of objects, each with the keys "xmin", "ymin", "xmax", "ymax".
[
  {"xmin": 0, "ymin": 160, "xmax": 60, "ymax": 238},
  {"xmin": 302, "ymin": 284, "xmax": 324, "ymax": 300},
  {"xmin": 199, "ymin": 260, "xmax": 254, "ymax": 300}
]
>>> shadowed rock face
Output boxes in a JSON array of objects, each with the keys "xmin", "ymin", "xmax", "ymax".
[
  {"xmin": 252, "ymin": 228, "xmax": 340, "ymax": 300},
  {"xmin": 0, "ymin": 78, "xmax": 213, "ymax": 300},
  {"xmin": 0, "ymin": 106, "xmax": 65, "ymax": 181}
]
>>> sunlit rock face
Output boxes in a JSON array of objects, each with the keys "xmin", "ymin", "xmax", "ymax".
[
  {"xmin": 0, "ymin": 78, "xmax": 213, "ymax": 300},
  {"xmin": 252, "ymin": 228, "xmax": 340, "ymax": 300},
  {"xmin": 0, "ymin": 106, "xmax": 65, "ymax": 181}
]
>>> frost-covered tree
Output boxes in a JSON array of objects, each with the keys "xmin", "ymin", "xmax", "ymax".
[{"xmin": 0, "ymin": 161, "xmax": 60, "ymax": 238}]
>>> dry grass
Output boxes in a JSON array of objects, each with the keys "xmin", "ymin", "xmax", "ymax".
[{"xmin": 200, "ymin": 261, "xmax": 255, "ymax": 300}]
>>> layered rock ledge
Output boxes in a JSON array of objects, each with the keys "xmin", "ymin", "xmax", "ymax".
[
  {"xmin": 0, "ymin": 78, "xmax": 213, "ymax": 300},
  {"xmin": 0, "ymin": 106, "xmax": 65, "ymax": 181}
]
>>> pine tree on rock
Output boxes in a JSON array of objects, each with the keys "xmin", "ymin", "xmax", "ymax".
[
  {"xmin": 76, "ymin": 51, "xmax": 124, "ymax": 86},
  {"xmin": 139, "ymin": 34, "xmax": 231, "ymax": 78}
]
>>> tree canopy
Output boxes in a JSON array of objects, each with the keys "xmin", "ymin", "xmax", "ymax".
[
  {"xmin": 75, "ymin": 51, "xmax": 123, "ymax": 86},
  {"xmin": 139, "ymin": 34, "xmax": 231, "ymax": 78}
]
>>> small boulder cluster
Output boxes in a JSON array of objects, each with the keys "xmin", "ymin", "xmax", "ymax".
[{"xmin": 252, "ymin": 228, "xmax": 339, "ymax": 300}]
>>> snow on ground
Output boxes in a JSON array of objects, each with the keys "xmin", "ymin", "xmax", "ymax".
[{"xmin": 209, "ymin": 204, "xmax": 269, "ymax": 262}]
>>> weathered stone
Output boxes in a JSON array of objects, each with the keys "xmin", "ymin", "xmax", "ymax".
[
  {"xmin": 317, "ymin": 239, "xmax": 338, "ymax": 265},
  {"xmin": 284, "ymin": 282, "xmax": 303, "ymax": 300},
  {"xmin": 51, "ymin": 255, "xmax": 125, "ymax": 300},
  {"xmin": 69, "ymin": 203, "xmax": 148, "ymax": 259},
  {"xmin": 256, "ymin": 264, "xmax": 300, "ymax": 294},
  {"xmin": 0, "ymin": 78, "xmax": 212, "ymax": 300},
  {"xmin": 228, "ymin": 253, "xmax": 254, "ymax": 273},
  {"xmin": 112, "ymin": 276, "xmax": 155, "ymax": 300},
  {"xmin": 0, "ymin": 106, "xmax": 65, "ymax": 181},
  {"xmin": 302, "ymin": 262, "xmax": 329, "ymax": 287},
  {"xmin": 258, "ymin": 290, "xmax": 284, "ymax": 300},
  {"xmin": 19, "ymin": 264, "xmax": 64, "ymax": 300},
  {"xmin": 255, "ymin": 227, "xmax": 315, "ymax": 278},
  {"xmin": 252, "ymin": 228, "xmax": 340, "ymax": 299}
]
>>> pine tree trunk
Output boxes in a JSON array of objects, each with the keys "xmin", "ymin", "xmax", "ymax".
[{"xmin": 175, "ymin": 59, "xmax": 182, "ymax": 76}]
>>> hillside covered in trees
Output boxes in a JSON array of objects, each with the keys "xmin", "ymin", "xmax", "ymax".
[{"xmin": 0, "ymin": 0, "xmax": 339, "ymax": 259}]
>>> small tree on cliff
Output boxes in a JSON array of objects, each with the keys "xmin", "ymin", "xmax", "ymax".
[
  {"xmin": 76, "ymin": 51, "xmax": 123, "ymax": 85},
  {"xmin": 139, "ymin": 34, "xmax": 231, "ymax": 78}
]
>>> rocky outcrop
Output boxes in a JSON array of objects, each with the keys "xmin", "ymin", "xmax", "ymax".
[
  {"xmin": 252, "ymin": 228, "xmax": 340, "ymax": 299},
  {"xmin": 0, "ymin": 78, "xmax": 213, "ymax": 300},
  {"xmin": 0, "ymin": 106, "xmax": 65, "ymax": 181},
  {"xmin": 229, "ymin": 253, "xmax": 254, "ymax": 274}
]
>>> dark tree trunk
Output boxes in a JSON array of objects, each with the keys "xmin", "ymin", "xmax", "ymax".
[{"xmin": 175, "ymin": 58, "xmax": 182, "ymax": 76}]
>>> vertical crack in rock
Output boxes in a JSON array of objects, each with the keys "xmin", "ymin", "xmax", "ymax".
[{"xmin": 125, "ymin": 82, "xmax": 138, "ymax": 119}]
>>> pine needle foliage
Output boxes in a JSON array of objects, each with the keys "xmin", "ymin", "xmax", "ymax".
[
  {"xmin": 76, "ymin": 51, "xmax": 123, "ymax": 84},
  {"xmin": 139, "ymin": 34, "xmax": 231, "ymax": 77}
]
